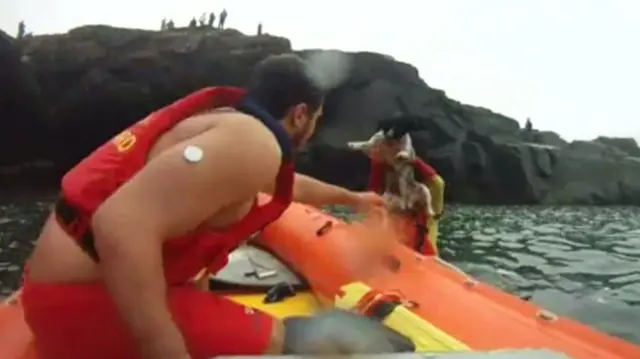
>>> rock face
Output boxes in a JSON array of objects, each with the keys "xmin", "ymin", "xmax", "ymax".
[
  {"xmin": 2, "ymin": 25, "xmax": 640, "ymax": 205},
  {"xmin": 0, "ymin": 30, "xmax": 49, "ymax": 166},
  {"xmin": 16, "ymin": 25, "xmax": 291, "ymax": 169}
]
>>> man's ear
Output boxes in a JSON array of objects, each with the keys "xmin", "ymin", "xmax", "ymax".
[{"xmin": 290, "ymin": 103, "xmax": 308, "ymax": 129}]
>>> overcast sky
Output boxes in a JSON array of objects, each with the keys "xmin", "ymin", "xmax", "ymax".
[{"xmin": 3, "ymin": 0, "xmax": 640, "ymax": 142}]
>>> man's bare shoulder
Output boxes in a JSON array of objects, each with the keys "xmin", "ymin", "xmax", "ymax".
[
  {"xmin": 205, "ymin": 111, "xmax": 282, "ymax": 149},
  {"xmin": 186, "ymin": 110, "xmax": 283, "ymax": 174}
]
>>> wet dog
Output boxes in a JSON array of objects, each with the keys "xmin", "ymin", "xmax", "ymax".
[{"xmin": 347, "ymin": 117, "xmax": 435, "ymax": 218}]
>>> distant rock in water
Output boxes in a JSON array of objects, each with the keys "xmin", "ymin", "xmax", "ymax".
[{"xmin": 3, "ymin": 24, "xmax": 640, "ymax": 205}]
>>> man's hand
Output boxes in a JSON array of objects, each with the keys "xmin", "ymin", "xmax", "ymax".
[{"xmin": 348, "ymin": 191, "xmax": 386, "ymax": 211}]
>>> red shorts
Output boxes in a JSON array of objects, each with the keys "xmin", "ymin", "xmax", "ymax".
[
  {"xmin": 22, "ymin": 280, "xmax": 274, "ymax": 359},
  {"xmin": 396, "ymin": 217, "xmax": 436, "ymax": 256}
]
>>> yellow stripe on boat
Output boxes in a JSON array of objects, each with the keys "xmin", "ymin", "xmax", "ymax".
[
  {"xmin": 226, "ymin": 292, "xmax": 320, "ymax": 318},
  {"xmin": 334, "ymin": 282, "xmax": 469, "ymax": 352}
]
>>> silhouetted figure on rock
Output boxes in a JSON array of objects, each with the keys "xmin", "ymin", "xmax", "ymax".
[
  {"xmin": 166, "ymin": 19, "xmax": 175, "ymax": 29},
  {"xmin": 523, "ymin": 118, "xmax": 534, "ymax": 142},
  {"xmin": 208, "ymin": 12, "xmax": 216, "ymax": 27},
  {"xmin": 199, "ymin": 13, "xmax": 206, "ymax": 27},
  {"xmin": 17, "ymin": 21, "xmax": 26, "ymax": 39},
  {"xmin": 525, "ymin": 118, "xmax": 533, "ymax": 132},
  {"xmin": 257, "ymin": 23, "xmax": 263, "ymax": 35},
  {"xmin": 161, "ymin": 18, "xmax": 167, "ymax": 31},
  {"xmin": 218, "ymin": 9, "xmax": 227, "ymax": 29},
  {"xmin": 189, "ymin": 17, "xmax": 197, "ymax": 28}
]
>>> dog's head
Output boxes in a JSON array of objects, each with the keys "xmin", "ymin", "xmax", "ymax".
[
  {"xmin": 392, "ymin": 149, "xmax": 414, "ymax": 166},
  {"xmin": 346, "ymin": 132, "xmax": 386, "ymax": 154},
  {"xmin": 348, "ymin": 133, "xmax": 417, "ymax": 164},
  {"xmin": 390, "ymin": 134, "xmax": 417, "ymax": 165}
]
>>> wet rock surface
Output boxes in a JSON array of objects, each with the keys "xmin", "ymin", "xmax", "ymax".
[
  {"xmin": 2, "ymin": 25, "xmax": 640, "ymax": 204},
  {"xmin": 0, "ymin": 30, "xmax": 50, "ymax": 167}
]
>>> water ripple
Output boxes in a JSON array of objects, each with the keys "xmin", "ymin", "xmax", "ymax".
[{"xmin": 441, "ymin": 204, "xmax": 640, "ymax": 343}]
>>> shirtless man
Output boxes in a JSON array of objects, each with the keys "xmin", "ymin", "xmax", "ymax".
[{"xmin": 22, "ymin": 54, "xmax": 385, "ymax": 359}]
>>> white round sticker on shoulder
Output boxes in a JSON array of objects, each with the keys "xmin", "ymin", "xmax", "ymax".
[{"xmin": 183, "ymin": 145, "xmax": 204, "ymax": 163}]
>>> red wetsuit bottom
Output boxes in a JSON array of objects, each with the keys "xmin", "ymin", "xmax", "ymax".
[
  {"xmin": 395, "ymin": 215, "xmax": 436, "ymax": 256},
  {"xmin": 22, "ymin": 278, "xmax": 274, "ymax": 359}
]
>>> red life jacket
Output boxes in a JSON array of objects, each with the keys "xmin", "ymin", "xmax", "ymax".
[
  {"xmin": 54, "ymin": 86, "xmax": 294, "ymax": 284},
  {"xmin": 368, "ymin": 158, "xmax": 436, "ymax": 256}
]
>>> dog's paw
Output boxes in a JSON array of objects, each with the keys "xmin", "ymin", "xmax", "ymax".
[{"xmin": 347, "ymin": 141, "xmax": 367, "ymax": 150}]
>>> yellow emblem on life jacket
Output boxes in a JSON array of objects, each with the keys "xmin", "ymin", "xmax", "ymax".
[{"xmin": 112, "ymin": 130, "xmax": 137, "ymax": 152}]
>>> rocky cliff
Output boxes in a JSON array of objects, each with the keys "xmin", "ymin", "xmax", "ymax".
[{"xmin": 2, "ymin": 25, "xmax": 640, "ymax": 205}]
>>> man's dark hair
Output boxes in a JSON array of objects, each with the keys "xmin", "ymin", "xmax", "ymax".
[{"xmin": 247, "ymin": 53, "xmax": 324, "ymax": 119}]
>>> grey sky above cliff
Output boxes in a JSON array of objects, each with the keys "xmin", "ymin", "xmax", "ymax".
[{"xmin": 3, "ymin": 0, "xmax": 640, "ymax": 142}]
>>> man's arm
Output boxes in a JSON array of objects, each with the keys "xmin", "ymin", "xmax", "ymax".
[
  {"xmin": 263, "ymin": 173, "xmax": 360, "ymax": 207},
  {"xmin": 427, "ymin": 175, "xmax": 445, "ymax": 216},
  {"xmin": 290, "ymin": 173, "xmax": 360, "ymax": 207},
  {"xmin": 92, "ymin": 114, "xmax": 280, "ymax": 359}
]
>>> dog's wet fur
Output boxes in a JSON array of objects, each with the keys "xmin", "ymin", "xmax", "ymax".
[{"xmin": 347, "ymin": 116, "xmax": 435, "ymax": 217}]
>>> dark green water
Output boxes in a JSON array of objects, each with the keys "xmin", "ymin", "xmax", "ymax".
[{"xmin": 1, "ymin": 195, "xmax": 639, "ymax": 345}]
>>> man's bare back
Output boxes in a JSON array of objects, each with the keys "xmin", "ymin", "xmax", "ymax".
[{"xmin": 27, "ymin": 110, "xmax": 266, "ymax": 284}]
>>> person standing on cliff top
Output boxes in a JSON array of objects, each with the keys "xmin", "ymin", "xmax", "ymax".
[
  {"xmin": 258, "ymin": 22, "xmax": 263, "ymax": 35},
  {"xmin": 208, "ymin": 12, "xmax": 216, "ymax": 27},
  {"xmin": 219, "ymin": 8, "xmax": 228, "ymax": 29},
  {"xmin": 17, "ymin": 21, "xmax": 26, "ymax": 39},
  {"xmin": 21, "ymin": 53, "xmax": 388, "ymax": 359}
]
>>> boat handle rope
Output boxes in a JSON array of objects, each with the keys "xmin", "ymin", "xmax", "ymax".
[
  {"xmin": 353, "ymin": 289, "xmax": 416, "ymax": 320},
  {"xmin": 3, "ymin": 288, "xmax": 22, "ymax": 305},
  {"xmin": 315, "ymin": 220, "xmax": 333, "ymax": 237},
  {"xmin": 536, "ymin": 309, "xmax": 558, "ymax": 322}
]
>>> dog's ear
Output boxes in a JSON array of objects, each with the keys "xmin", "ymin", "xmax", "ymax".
[
  {"xmin": 376, "ymin": 115, "xmax": 430, "ymax": 139},
  {"xmin": 376, "ymin": 117, "xmax": 396, "ymax": 133}
]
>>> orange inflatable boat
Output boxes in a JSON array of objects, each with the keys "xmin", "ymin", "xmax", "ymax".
[{"xmin": 1, "ymin": 201, "xmax": 639, "ymax": 359}]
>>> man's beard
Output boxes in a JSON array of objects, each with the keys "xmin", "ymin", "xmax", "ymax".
[{"xmin": 290, "ymin": 121, "xmax": 315, "ymax": 150}]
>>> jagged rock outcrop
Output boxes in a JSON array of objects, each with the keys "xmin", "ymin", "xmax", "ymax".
[
  {"xmin": 2, "ymin": 25, "xmax": 640, "ymax": 205},
  {"xmin": 17, "ymin": 25, "xmax": 291, "ymax": 169},
  {"xmin": 594, "ymin": 136, "xmax": 640, "ymax": 157}
]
